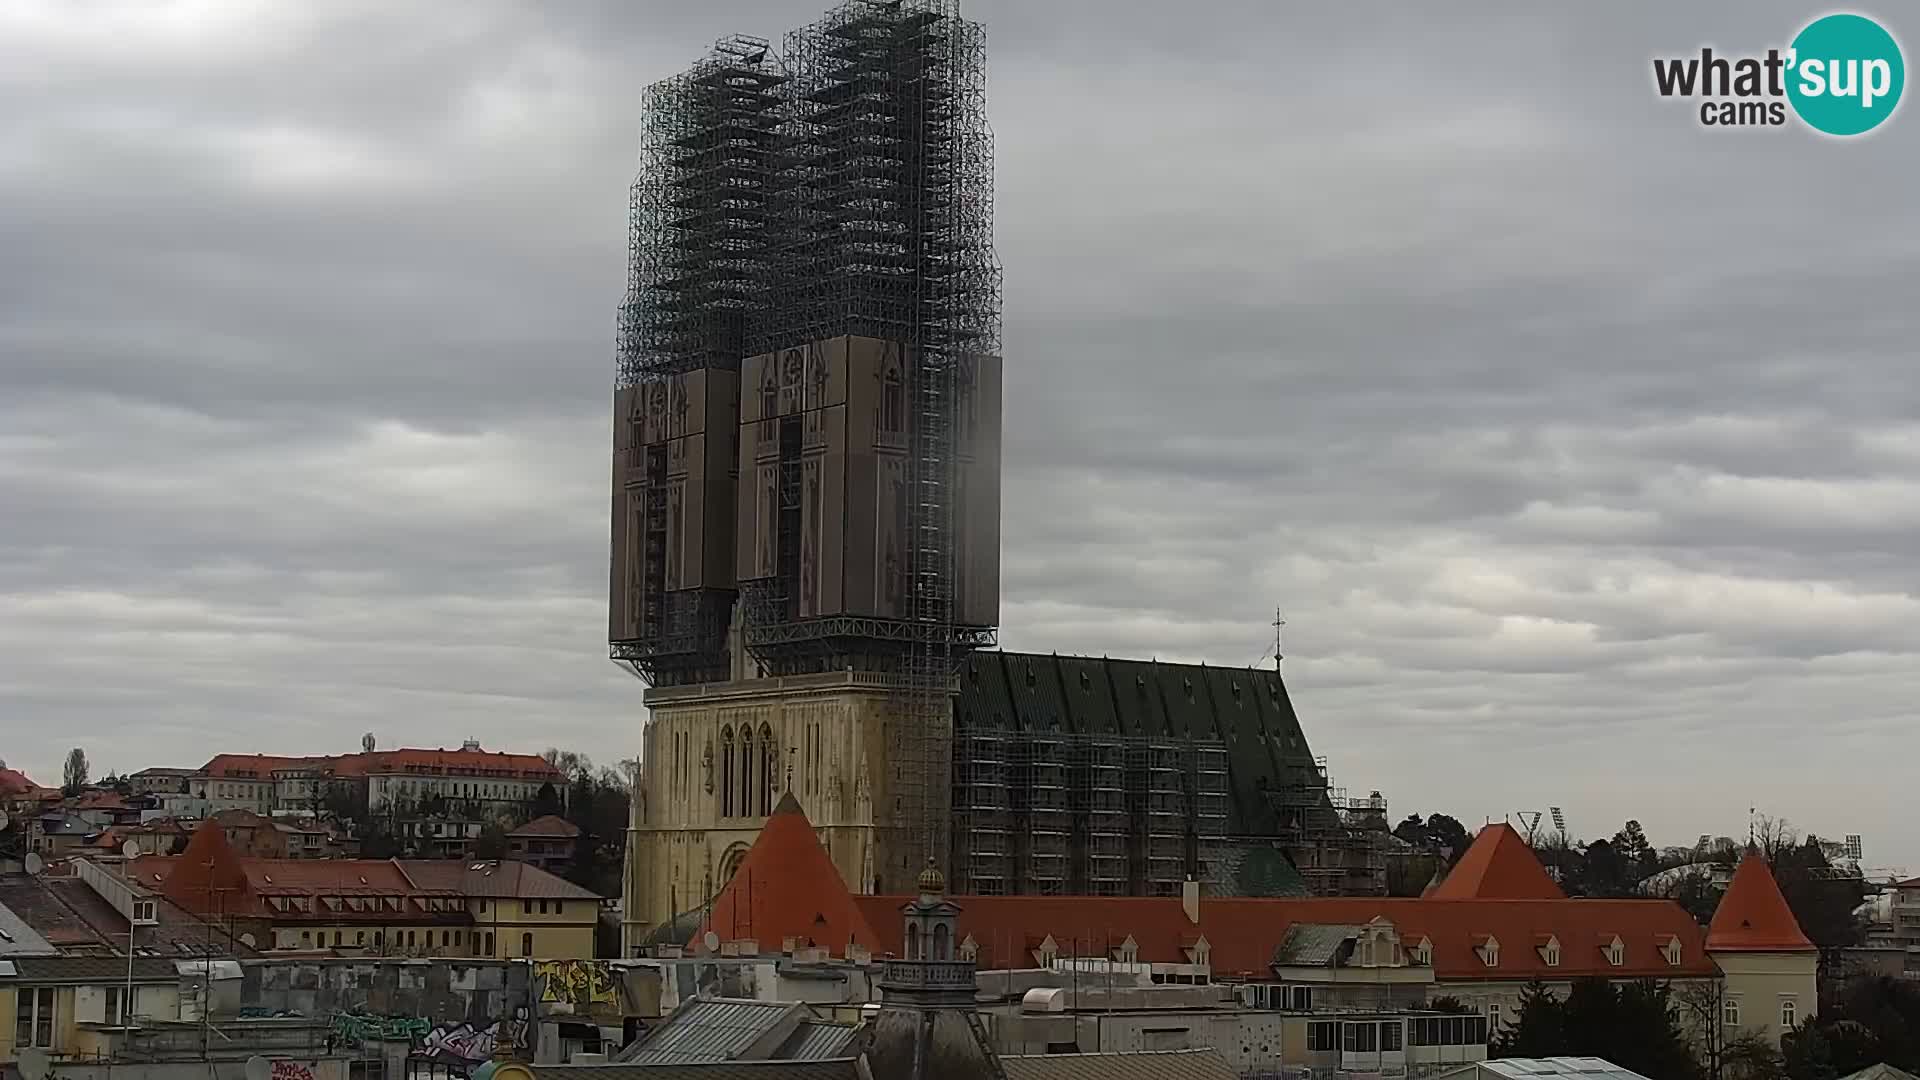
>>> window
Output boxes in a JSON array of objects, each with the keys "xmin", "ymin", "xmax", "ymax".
[
  {"xmin": 17, "ymin": 987, "xmax": 55, "ymax": 1048},
  {"xmin": 1489, "ymin": 1003, "xmax": 1502, "ymax": 1029},
  {"xmin": 523, "ymin": 899, "xmax": 534, "ymax": 915},
  {"xmin": 1410, "ymin": 1016, "xmax": 1490, "ymax": 1047},
  {"xmin": 521, "ymin": 932, "xmax": 534, "ymax": 957},
  {"xmin": 538, "ymin": 899, "xmax": 548, "ymax": 915},
  {"xmin": 1543, "ymin": 943, "xmax": 1560, "ymax": 967},
  {"xmin": 485, "ymin": 932, "xmax": 495, "ymax": 955},
  {"xmin": 356, "ymin": 931, "xmax": 366, "ymax": 946},
  {"xmin": 1307, "ymin": 1021, "xmax": 1337, "ymax": 1052},
  {"xmin": 1606, "ymin": 940, "xmax": 1625, "ymax": 966},
  {"xmin": 720, "ymin": 726, "xmax": 735, "ymax": 817},
  {"xmin": 553, "ymin": 902, "xmax": 563, "ymax": 917},
  {"xmin": 104, "ymin": 987, "xmax": 123, "ymax": 1027},
  {"xmin": 442, "ymin": 931, "xmax": 451, "ymax": 947},
  {"xmin": 759, "ymin": 723, "xmax": 778, "ymax": 815},
  {"xmin": 1342, "ymin": 1021, "xmax": 1378, "ymax": 1053},
  {"xmin": 1381, "ymin": 1021, "xmax": 1402, "ymax": 1052},
  {"xmin": 1781, "ymin": 997, "xmax": 1797, "ymax": 1029},
  {"xmin": 132, "ymin": 900, "xmax": 157, "ymax": 924},
  {"xmin": 406, "ymin": 930, "xmax": 416, "ymax": 947},
  {"xmin": 1664, "ymin": 938, "xmax": 1682, "ymax": 966},
  {"xmin": 1724, "ymin": 997, "xmax": 1741, "ymax": 1027},
  {"xmin": 301, "ymin": 930, "xmax": 311, "ymax": 947}
]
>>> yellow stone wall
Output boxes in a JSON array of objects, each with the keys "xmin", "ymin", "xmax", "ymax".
[{"xmin": 622, "ymin": 670, "xmax": 924, "ymax": 952}]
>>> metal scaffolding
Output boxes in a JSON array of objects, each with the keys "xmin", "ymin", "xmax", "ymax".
[
  {"xmin": 757, "ymin": 0, "xmax": 1001, "ymax": 890},
  {"xmin": 614, "ymin": 34, "xmax": 785, "ymax": 685},
  {"xmin": 949, "ymin": 730, "xmax": 1232, "ymax": 898},
  {"xmin": 622, "ymin": 34, "xmax": 784, "ymax": 384}
]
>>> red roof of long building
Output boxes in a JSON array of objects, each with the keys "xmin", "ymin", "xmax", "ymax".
[
  {"xmin": 1706, "ymin": 852, "xmax": 1815, "ymax": 953},
  {"xmin": 136, "ymin": 821, "xmax": 599, "ymax": 923},
  {"xmin": 198, "ymin": 748, "xmax": 562, "ymax": 781},
  {"xmin": 696, "ymin": 797, "xmax": 1715, "ymax": 982}
]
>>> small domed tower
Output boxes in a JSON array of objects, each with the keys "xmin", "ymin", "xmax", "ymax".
[{"xmin": 882, "ymin": 857, "xmax": 975, "ymax": 1004}]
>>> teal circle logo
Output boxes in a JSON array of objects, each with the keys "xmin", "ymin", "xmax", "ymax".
[{"xmin": 1787, "ymin": 13, "xmax": 1905, "ymax": 136}]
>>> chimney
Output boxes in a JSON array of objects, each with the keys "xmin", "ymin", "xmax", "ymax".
[{"xmin": 1182, "ymin": 876, "xmax": 1200, "ymax": 925}]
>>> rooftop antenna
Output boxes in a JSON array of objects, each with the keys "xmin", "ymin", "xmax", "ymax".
[{"xmin": 1273, "ymin": 607, "xmax": 1286, "ymax": 667}]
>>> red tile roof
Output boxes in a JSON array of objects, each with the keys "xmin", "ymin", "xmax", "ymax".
[
  {"xmin": 197, "ymin": 748, "xmax": 563, "ymax": 781},
  {"xmin": 1707, "ymin": 852, "xmax": 1815, "ymax": 953},
  {"xmin": 700, "ymin": 793, "xmax": 882, "ymax": 954},
  {"xmin": 0, "ymin": 767, "xmax": 46, "ymax": 797},
  {"xmin": 331, "ymin": 749, "xmax": 562, "ymax": 780},
  {"xmin": 1429, "ymin": 824, "xmax": 1566, "ymax": 901},
  {"xmin": 508, "ymin": 815, "xmax": 580, "ymax": 838},
  {"xmin": 398, "ymin": 860, "xmax": 600, "ymax": 901},
  {"xmin": 157, "ymin": 821, "xmax": 255, "ymax": 911},
  {"xmin": 701, "ymin": 797, "xmax": 1712, "ymax": 983},
  {"xmin": 199, "ymin": 754, "xmax": 327, "ymax": 778}
]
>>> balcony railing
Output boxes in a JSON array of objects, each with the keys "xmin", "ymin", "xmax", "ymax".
[{"xmin": 882, "ymin": 959, "xmax": 976, "ymax": 989}]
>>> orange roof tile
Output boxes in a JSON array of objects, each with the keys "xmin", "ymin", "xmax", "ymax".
[
  {"xmin": 1429, "ymin": 823, "xmax": 1565, "ymax": 901},
  {"xmin": 1707, "ymin": 852, "xmax": 1815, "ymax": 953},
  {"xmin": 197, "ymin": 748, "xmax": 563, "ymax": 781},
  {"xmin": 159, "ymin": 820, "xmax": 254, "ymax": 915},
  {"xmin": 0, "ymin": 768, "xmax": 43, "ymax": 797},
  {"xmin": 845, "ymin": 893, "xmax": 1711, "ymax": 982},
  {"xmin": 699, "ymin": 792, "xmax": 881, "ymax": 953},
  {"xmin": 508, "ymin": 815, "xmax": 580, "ymax": 838},
  {"xmin": 686, "ymin": 798, "xmax": 1710, "ymax": 983}
]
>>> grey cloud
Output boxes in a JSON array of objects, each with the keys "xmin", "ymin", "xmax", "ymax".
[{"xmin": 3, "ymin": 0, "xmax": 1917, "ymax": 865}]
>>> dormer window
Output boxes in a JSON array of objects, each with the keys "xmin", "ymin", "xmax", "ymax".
[
  {"xmin": 1662, "ymin": 937, "xmax": 1683, "ymax": 967},
  {"xmin": 1409, "ymin": 937, "xmax": 1432, "ymax": 966},
  {"xmin": 1474, "ymin": 935, "xmax": 1499, "ymax": 968},
  {"xmin": 1537, "ymin": 935, "xmax": 1561, "ymax": 968},
  {"xmin": 1115, "ymin": 935, "xmax": 1139, "ymax": 964},
  {"xmin": 1604, "ymin": 936, "xmax": 1625, "ymax": 967}
]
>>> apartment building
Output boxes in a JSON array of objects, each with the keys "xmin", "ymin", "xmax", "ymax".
[{"xmin": 129, "ymin": 821, "xmax": 601, "ymax": 961}]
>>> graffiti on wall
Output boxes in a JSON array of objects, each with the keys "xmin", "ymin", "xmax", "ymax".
[
  {"xmin": 332, "ymin": 1013, "xmax": 430, "ymax": 1042},
  {"xmin": 419, "ymin": 1016, "xmax": 528, "ymax": 1067},
  {"xmin": 330, "ymin": 1011, "xmax": 529, "ymax": 1073},
  {"xmin": 532, "ymin": 960, "xmax": 619, "ymax": 1014},
  {"xmin": 270, "ymin": 1062, "xmax": 315, "ymax": 1080}
]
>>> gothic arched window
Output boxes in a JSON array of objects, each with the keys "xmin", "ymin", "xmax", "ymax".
[
  {"xmin": 720, "ymin": 727, "xmax": 735, "ymax": 818},
  {"xmin": 933, "ymin": 923, "xmax": 952, "ymax": 961},
  {"xmin": 907, "ymin": 924, "xmax": 922, "ymax": 961},
  {"xmin": 739, "ymin": 727, "xmax": 756, "ymax": 819},
  {"xmin": 759, "ymin": 723, "xmax": 778, "ymax": 815}
]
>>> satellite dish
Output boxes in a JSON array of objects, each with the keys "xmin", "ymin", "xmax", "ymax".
[
  {"xmin": 0, "ymin": 810, "xmax": 11, "ymax": 832},
  {"xmin": 24, "ymin": 852, "xmax": 45, "ymax": 875},
  {"xmin": 123, "ymin": 839, "xmax": 144, "ymax": 859},
  {"xmin": 18, "ymin": 1049, "xmax": 50, "ymax": 1080},
  {"xmin": 244, "ymin": 1056, "xmax": 270, "ymax": 1080},
  {"xmin": 702, "ymin": 931, "xmax": 720, "ymax": 953}
]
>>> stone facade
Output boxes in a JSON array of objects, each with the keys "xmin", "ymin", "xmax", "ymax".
[{"xmin": 623, "ymin": 670, "xmax": 931, "ymax": 950}]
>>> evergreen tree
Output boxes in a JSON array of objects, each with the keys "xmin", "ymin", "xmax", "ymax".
[{"xmin": 1493, "ymin": 981, "xmax": 1566, "ymax": 1057}]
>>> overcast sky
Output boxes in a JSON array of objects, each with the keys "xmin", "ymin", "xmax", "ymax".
[{"xmin": 3, "ymin": 2, "xmax": 1915, "ymax": 868}]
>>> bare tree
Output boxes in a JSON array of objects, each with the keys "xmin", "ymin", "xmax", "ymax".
[{"xmin": 1675, "ymin": 979, "xmax": 1729, "ymax": 1080}]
